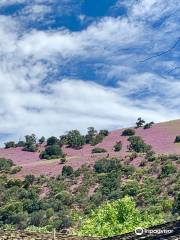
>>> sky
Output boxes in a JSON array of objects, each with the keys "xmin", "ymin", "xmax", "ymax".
[{"xmin": 0, "ymin": 0, "xmax": 180, "ymax": 143}]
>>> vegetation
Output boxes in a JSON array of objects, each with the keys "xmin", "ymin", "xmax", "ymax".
[
  {"xmin": 144, "ymin": 122, "xmax": 154, "ymax": 129},
  {"xmin": 0, "ymin": 158, "xmax": 14, "ymax": 172},
  {"xmin": 40, "ymin": 145, "xmax": 64, "ymax": 160},
  {"xmin": 122, "ymin": 128, "xmax": 135, "ymax": 136},
  {"xmin": 92, "ymin": 147, "xmax": 107, "ymax": 153},
  {"xmin": 78, "ymin": 196, "xmax": 164, "ymax": 237},
  {"xmin": 4, "ymin": 141, "xmax": 16, "ymax": 149},
  {"xmin": 23, "ymin": 134, "xmax": 38, "ymax": 152},
  {"xmin": 0, "ymin": 154, "xmax": 179, "ymax": 235},
  {"xmin": 113, "ymin": 141, "xmax": 122, "ymax": 152},
  {"xmin": 175, "ymin": 136, "xmax": 180, "ymax": 143},
  {"xmin": 135, "ymin": 117, "xmax": 145, "ymax": 128},
  {"xmin": 128, "ymin": 136, "xmax": 152, "ymax": 153},
  {"xmin": 66, "ymin": 130, "xmax": 85, "ymax": 149}
]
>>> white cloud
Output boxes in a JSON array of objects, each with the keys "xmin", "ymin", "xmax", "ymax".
[{"xmin": 0, "ymin": 0, "xmax": 179, "ymax": 143}]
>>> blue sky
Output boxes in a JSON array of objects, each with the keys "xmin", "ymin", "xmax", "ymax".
[{"xmin": 0, "ymin": 0, "xmax": 179, "ymax": 142}]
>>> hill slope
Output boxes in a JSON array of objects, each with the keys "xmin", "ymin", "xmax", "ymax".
[{"xmin": 0, "ymin": 119, "xmax": 180, "ymax": 177}]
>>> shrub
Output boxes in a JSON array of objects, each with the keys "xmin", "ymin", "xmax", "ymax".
[
  {"xmin": 144, "ymin": 122, "xmax": 154, "ymax": 129},
  {"xmin": 62, "ymin": 166, "xmax": 73, "ymax": 177},
  {"xmin": 94, "ymin": 158, "xmax": 121, "ymax": 173},
  {"xmin": 66, "ymin": 130, "xmax": 85, "ymax": 149},
  {"xmin": 40, "ymin": 145, "xmax": 64, "ymax": 160},
  {"xmin": 175, "ymin": 136, "xmax": 180, "ymax": 143},
  {"xmin": 128, "ymin": 136, "xmax": 152, "ymax": 153},
  {"xmin": 16, "ymin": 141, "xmax": 26, "ymax": 147},
  {"xmin": 135, "ymin": 117, "xmax": 145, "ymax": 128},
  {"xmin": 39, "ymin": 136, "xmax": 45, "ymax": 144},
  {"xmin": 113, "ymin": 142, "xmax": 122, "ymax": 152},
  {"xmin": 161, "ymin": 162, "xmax": 177, "ymax": 177},
  {"xmin": 23, "ymin": 134, "xmax": 37, "ymax": 152},
  {"xmin": 24, "ymin": 175, "xmax": 35, "ymax": 187},
  {"xmin": 10, "ymin": 166, "xmax": 22, "ymax": 174},
  {"xmin": 99, "ymin": 129, "xmax": 109, "ymax": 136},
  {"xmin": 47, "ymin": 136, "xmax": 59, "ymax": 146},
  {"xmin": 92, "ymin": 148, "xmax": 107, "ymax": 153},
  {"xmin": 4, "ymin": 141, "xmax": 16, "ymax": 149},
  {"xmin": 23, "ymin": 144, "xmax": 38, "ymax": 152},
  {"xmin": 77, "ymin": 196, "xmax": 164, "ymax": 237},
  {"xmin": 91, "ymin": 134, "xmax": 104, "ymax": 146},
  {"xmin": 85, "ymin": 127, "xmax": 97, "ymax": 144},
  {"xmin": 0, "ymin": 158, "xmax": 14, "ymax": 172},
  {"xmin": 122, "ymin": 128, "xmax": 135, "ymax": 136}
]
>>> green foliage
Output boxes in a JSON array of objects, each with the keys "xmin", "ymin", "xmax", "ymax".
[
  {"xmin": 113, "ymin": 142, "xmax": 122, "ymax": 152},
  {"xmin": 0, "ymin": 158, "xmax": 14, "ymax": 172},
  {"xmin": 94, "ymin": 158, "xmax": 121, "ymax": 174},
  {"xmin": 92, "ymin": 147, "xmax": 107, "ymax": 153},
  {"xmin": 10, "ymin": 166, "xmax": 22, "ymax": 174},
  {"xmin": 24, "ymin": 175, "xmax": 35, "ymax": 187},
  {"xmin": 128, "ymin": 136, "xmax": 152, "ymax": 153},
  {"xmin": 122, "ymin": 128, "xmax": 135, "ymax": 136},
  {"xmin": 39, "ymin": 136, "xmax": 45, "ymax": 144},
  {"xmin": 144, "ymin": 122, "xmax": 154, "ymax": 129},
  {"xmin": 62, "ymin": 165, "xmax": 73, "ymax": 177},
  {"xmin": 85, "ymin": 127, "xmax": 97, "ymax": 144},
  {"xmin": 66, "ymin": 130, "xmax": 85, "ymax": 149},
  {"xmin": 175, "ymin": 136, "xmax": 180, "ymax": 143},
  {"xmin": 161, "ymin": 162, "xmax": 177, "ymax": 177},
  {"xmin": 16, "ymin": 141, "xmax": 25, "ymax": 147},
  {"xmin": 4, "ymin": 141, "xmax": 15, "ymax": 149},
  {"xmin": 99, "ymin": 129, "xmax": 109, "ymax": 136},
  {"xmin": 136, "ymin": 117, "xmax": 145, "ymax": 128},
  {"xmin": 23, "ymin": 134, "xmax": 38, "ymax": 152},
  {"xmin": 47, "ymin": 136, "xmax": 59, "ymax": 146},
  {"xmin": 40, "ymin": 145, "xmax": 64, "ymax": 160},
  {"xmin": 77, "ymin": 196, "xmax": 164, "ymax": 237}
]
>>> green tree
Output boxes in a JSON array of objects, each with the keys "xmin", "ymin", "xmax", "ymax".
[
  {"xmin": 40, "ymin": 145, "xmax": 64, "ymax": 160},
  {"xmin": 47, "ymin": 136, "xmax": 59, "ymax": 146},
  {"xmin": 77, "ymin": 196, "xmax": 164, "ymax": 237},
  {"xmin": 4, "ymin": 141, "xmax": 16, "ymax": 149},
  {"xmin": 122, "ymin": 128, "xmax": 135, "ymax": 136},
  {"xmin": 66, "ymin": 130, "xmax": 85, "ymax": 149},
  {"xmin": 39, "ymin": 136, "xmax": 45, "ymax": 144},
  {"xmin": 136, "ymin": 118, "xmax": 145, "ymax": 128},
  {"xmin": 113, "ymin": 142, "xmax": 122, "ymax": 152},
  {"xmin": 62, "ymin": 166, "xmax": 73, "ymax": 177}
]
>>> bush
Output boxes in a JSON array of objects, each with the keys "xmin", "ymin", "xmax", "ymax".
[
  {"xmin": 161, "ymin": 162, "xmax": 177, "ymax": 177},
  {"xmin": 47, "ymin": 136, "xmax": 59, "ymax": 146},
  {"xmin": 23, "ymin": 134, "xmax": 38, "ymax": 152},
  {"xmin": 0, "ymin": 158, "xmax": 14, "ymax": 172},
  {"xmin": 39, "ymin": 136, "xmax": 45, "ymax": 144},
  {"xmin": 85, "ymin": 127, "xmax": 97, "ymax": 144},
  {"xmin": 62, "ymin": 166, "xmax": 73, "ymax": 177},
  {"xmin": 92, "ymin": 148, "xmax": 107, "ymax": 153},
  {"xmin": 144, "ymin": 122, "xmax": 154, "ymax": 129},
  {"xmin": 4, "ymin": 141, "xmax": 15, "ymax": 149},
  {"xmin": 122, "ymin": 128, "xmax": 135, "ymax": 136},
  {"xmin": 136, "ymin": 117, "xmax": 145, "ymax": 128},
  {"xmin": 77, "ymin": 196, "xmax": 164, "ymax": 237},
  {"xmin": 40, "ymin": 145, "xmax": 64, "ymax": 160},
  {"xmin": 128, "ymin": 136, "xmax": 152, "ymax": 153},
  {"xmin": 66, "ymin": 130, "xmax": 85, "ymax": 149},
  {"xmin": 113, "ymin": 142, "xmax": 122, "ymax": 152},
  {"xmin": 16, "ymin": 141, "xmax": 26, "ymax": 147},
  {"xmin": 91, "ymin": 134, "xmax": 104, "ymax": 146},
  {"xmin": 99, "ymin": 129, "xmax": 109, "ymax": 136},
  {"xmin": 175, "ymin": 136, "xmax": 180, "ymax": 143},
  {"xmin": 10, "ymin": 166, "xmax": 22, "ymax": 174},
  {"xmin": 94, "ymin": 158, "xmax": 121, "ymax": 173}
]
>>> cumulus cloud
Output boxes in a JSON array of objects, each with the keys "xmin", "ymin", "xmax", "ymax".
[{"xmin": 0, "ymin": 0, "xmax": 179, "ymax": 143}]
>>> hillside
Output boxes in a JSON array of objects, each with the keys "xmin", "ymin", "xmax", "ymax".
[
  {"xmin": 0, "ymin": 119, "xmax": 179, "ymax": 238},
  {"xmin": 0, "ymin": 119, "xmax": 180, "ymax": 177}
]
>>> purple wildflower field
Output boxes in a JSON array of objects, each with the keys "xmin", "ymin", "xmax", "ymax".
[{"xmin": 0, "ymin": 119, "xmax": 179, "ymax": 177}]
